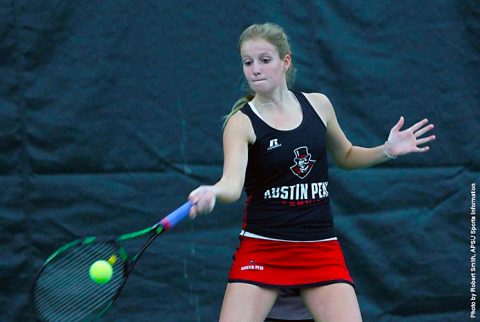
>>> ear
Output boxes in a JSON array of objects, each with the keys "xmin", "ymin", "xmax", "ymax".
[{"xmin": 283, "ymin": 53, "xmax": 292, "ymax": 71}]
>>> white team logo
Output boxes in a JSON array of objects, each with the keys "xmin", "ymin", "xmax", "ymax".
[
  {"xmin": 267, "ymin": 138, "xmax": 282, "ymax": 151},
  {"xmin": 290, "ymin": 146, "xmax": 316, "ymax": 179},
  {"xmin": 241, "ymin": 260, "xmax": 264, "ymax": 271}
]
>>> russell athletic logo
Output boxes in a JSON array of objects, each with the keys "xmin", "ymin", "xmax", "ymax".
[
  {"xmin": 290, "ymin": 146, "xmax": 316, "ymax": 179},
  {"xmin": 267, "ymin": 138, "xmax": 282, "ymax": 151}
]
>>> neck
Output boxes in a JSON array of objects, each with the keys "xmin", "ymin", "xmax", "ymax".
[{"xmin": 252, "ymin": 85, "xmax": 293, "ymax": 110}]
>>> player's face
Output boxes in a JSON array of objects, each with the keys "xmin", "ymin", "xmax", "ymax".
[{"xmin": 240, "ymin": 38, "xmax": 288, "ymax": 94}]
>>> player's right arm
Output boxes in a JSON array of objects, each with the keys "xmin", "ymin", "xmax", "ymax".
[{"xmin": 189, "ymin": 111, "xmax": 254, "ymax": 217}]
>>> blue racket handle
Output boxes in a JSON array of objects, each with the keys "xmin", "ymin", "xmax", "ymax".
[{"xmin": 158, "ymin": 201, "xmax": 192, "ymax": 231}]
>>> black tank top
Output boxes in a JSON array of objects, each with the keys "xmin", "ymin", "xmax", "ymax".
[{"xmin": 240, "ymin": 91, "xmax": 334, "ymax": 241}]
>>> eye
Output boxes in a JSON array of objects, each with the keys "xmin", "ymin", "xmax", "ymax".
[
  {"xmin": 243, "ymin": 60, "xmax": 252, "ymax": 67},
  {"xmin": 261, "ymin": 58, "xmax": 271, "ymax": 64}
]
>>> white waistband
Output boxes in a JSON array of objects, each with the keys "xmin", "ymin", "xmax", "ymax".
[{"xmin": 240, "ymin": 230, "xmax": 338, "ymax": 243}]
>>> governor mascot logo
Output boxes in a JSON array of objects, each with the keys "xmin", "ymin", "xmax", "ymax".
[{"xmin": 290, "ymin": 146, "xmax": 316, "ymax": 179}]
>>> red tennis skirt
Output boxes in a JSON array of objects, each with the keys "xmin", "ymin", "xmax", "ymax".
[{"xmin": 228, "ymin": 236, "xmax": 354, "ymax": 288}]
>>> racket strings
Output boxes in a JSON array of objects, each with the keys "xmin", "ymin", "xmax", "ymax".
[{"xmin": 33, "ymin": 242, "xmax": 126, "ymax": 322}]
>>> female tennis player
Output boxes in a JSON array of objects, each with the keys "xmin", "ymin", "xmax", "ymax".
[{"xmin": 189, "ymin": 23, "xmax": 435, "ymax": 322}]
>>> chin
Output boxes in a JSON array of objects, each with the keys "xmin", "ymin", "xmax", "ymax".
[{"xmin": 250, "ymin": 84, "xmax": 272, "ymax": 94}]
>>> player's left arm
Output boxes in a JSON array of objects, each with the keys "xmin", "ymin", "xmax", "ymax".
[{"xmin": 305, "ymin": 93, "xmax": 435, "ymax": 170}]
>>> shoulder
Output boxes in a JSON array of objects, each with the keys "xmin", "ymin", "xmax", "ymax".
[
  {"xmin": 302, "ymin": 92, "xmax": 334, "ymax": 113},
  {"xmin": 224, "ymin": 108, "xmax": 256, "ymax": 144},
  {"xmin": 227, "ymin": 107, "xmax": 252, "ymax": 127},
  {"xmin": 301, "ymin": 92, "xmax": 335, "ymax": 127}
]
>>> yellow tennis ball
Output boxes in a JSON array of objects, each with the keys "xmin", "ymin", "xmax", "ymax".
[{"xmin": 89, "ymin": 260, "xmax": 113, "ymax": 284}]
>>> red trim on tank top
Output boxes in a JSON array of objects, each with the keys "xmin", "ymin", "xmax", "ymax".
[{"xmin": 242, "ymin": 194, "xmax": 253, "ymax": 230}]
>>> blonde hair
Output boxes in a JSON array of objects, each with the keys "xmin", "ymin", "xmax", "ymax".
[{"xmin": 223, "ymin": 23, "xmax": 296, "ymax": 128}]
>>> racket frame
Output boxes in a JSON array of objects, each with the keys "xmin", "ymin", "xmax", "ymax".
[{"xmin": 32, "ymin": 201, "xmax": 191, "ymax": 321}]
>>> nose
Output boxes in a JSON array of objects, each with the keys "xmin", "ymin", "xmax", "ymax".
[{"xmin": 252, "ymin": 61, "xmax": 261, "ymax": 76}]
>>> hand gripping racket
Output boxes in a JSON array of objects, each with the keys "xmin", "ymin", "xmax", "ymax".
[{"xmin": 32, "ymin": 201, "xmax": 192, "ymax": 322}]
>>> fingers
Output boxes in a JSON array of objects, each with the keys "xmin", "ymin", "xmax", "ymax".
[
  {"xmin": 188, "ymin": 203, "xmax": 199, "ymax": 219},
  {"xmin": 415, "ymin": 145, "xmax": 430, "ymax": 153},
  {"xmin": 188, "ymin": 186, "xmax": 216, "ymax": 219},
  {"xmin": 391, "ymin": 116, "xmax": 404, "ymax": 132},
  {"xmin": 404, "ymin": 117, "xmax": 436, "ymax": 142},
  {"xmin": 414, "ymin": 123, "xmax": 435, "ymax": 138},
  {"xmin": 188, "ymin": 187, "xmax": 203, "ymax": 206},
  {"xmin": 407, "ymin": 118, "xmax": 430, "ymax": 133},
  {"xmin": 416, "ymin": 134, "xmax": 436, "ymax": 146},
  {"xmin": 411, "ymin": 135, "xmax": 436, "ymax": 153},
  {"xmin": 188, "ymin": 188, "xmax": 201, "ymax": 218},
  {"xmin": 412, "ymin": 119, "xmax": 435, "ymax": 152}
]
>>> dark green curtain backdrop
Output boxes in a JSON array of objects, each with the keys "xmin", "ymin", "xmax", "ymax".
[{"xmin": 1, "ymin": 1, "xmax": 478, "ymax": 321}]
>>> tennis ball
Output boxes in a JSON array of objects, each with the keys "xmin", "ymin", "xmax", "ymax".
[{"xmin": 89, "ymin": 260, "xmax": 113, "ymax": 284}]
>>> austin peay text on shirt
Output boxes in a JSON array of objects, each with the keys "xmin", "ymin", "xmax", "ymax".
[
  {"xmin": 264, "ymin": 181, "xmax": 329, "ymax": 207},
  {"xmin": 263, "ymin": 145, "xmax": 329, "ymax": 207}
]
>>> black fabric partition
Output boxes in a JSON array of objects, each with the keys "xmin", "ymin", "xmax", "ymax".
[{"xmin": 1, "ymin": 1, "xmax": 478, "ymax": 321}]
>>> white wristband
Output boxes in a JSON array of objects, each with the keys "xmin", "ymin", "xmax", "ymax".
[{"xmin": 383, "ymin": 141, "xmax": 397, "ymax": 159}]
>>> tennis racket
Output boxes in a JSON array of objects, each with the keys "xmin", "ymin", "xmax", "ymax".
[{"xmin": 32, "ymin": 201, "xmax": 192, "ymax": 322}]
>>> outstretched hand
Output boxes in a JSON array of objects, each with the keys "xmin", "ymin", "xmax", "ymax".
[{"xmin": 385, "ymin": 116, "xmax": 436, "ymax": 158}]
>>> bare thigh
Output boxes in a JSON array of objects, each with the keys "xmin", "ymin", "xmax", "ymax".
[
  {"xmin": 300, "ymin": 283, "xmax": 362, "ymax": 322},
  {"xmin": 219, "ymin": 283, "xmax": 280, "ymax": 322}
]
